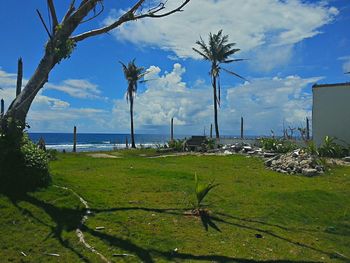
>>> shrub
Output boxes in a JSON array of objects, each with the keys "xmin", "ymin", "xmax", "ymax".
[
  {"xmin": 318, "ymin": 136, "xmax": 349, "ymax": 158},
  {"xmin": 201, "ymin": 138, "xmax": 216, "ymax": 151},
  {"xmin": 47, "ymin": 149, "xmax": 58, "ymax": 161},
  {"xmin": 260, "ymin": 138, "xmax": 298, "ymax": 153},
  {"xmin": 194, "ymin": 173, "xmax": 218, "ymax": 210},
  {"xmin": 0, "ymin": 125, "xmax": 51, "ymax": 194},
  {"xmin": 305, "ymin": 141, "xmax": 319, "ymax": 156},
  {"xmin": 168, "ymin": 139, "xmax": 185, "ymax": 151}
]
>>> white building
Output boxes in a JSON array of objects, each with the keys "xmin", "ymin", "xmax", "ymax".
[{"xmin": 312, "ymin": 82, "xmax": 350, "ymax": 146}]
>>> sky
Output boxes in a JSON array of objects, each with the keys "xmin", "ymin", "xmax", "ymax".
[{"xmin": 0, "ymin": 0, "xmax": 349, "ymax": 136}]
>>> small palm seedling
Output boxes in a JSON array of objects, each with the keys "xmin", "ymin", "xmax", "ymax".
[{"xmin": 192, "ymin": 173, "xmax": 219, "ymax": 216}]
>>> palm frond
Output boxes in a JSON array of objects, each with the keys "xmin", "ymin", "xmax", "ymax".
[
  {"xmin": 193, "ymin": 47, "xmax": 210, "ymax": 60},
  {"xmin": 223, "ymin": 59, "xmax": 246, "ymax": 63},
  {"xmin": 120, "ymin": 59, "xmax": 146, "ymax": 101},
  {"xmin": 222, "ymin": 67, "xmax": 248, "ymax": 81},
  {"xmin": 195, "ymin": 173, "xmax": 219, "ymax": 207}
]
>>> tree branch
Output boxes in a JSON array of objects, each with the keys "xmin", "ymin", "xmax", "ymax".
[
  {"xmin": 134, "ymin": 0, "xmax": 190, "ymax": 19},
  {"xmin": 62, "ymin": 0, "xmax": 76, "ymax": 22},
  {"xmin": 47, "ymin": 0, "xmax": 59, "ymax": 32},
  {"xmin": 71, "ymin": 0, "xmax": 190, "ymax": 42},
  {"xmin": 36, "ymin": 9, "xmax": 52, "ymax": 38},
  {"xmin": 80, "ymin": 1, "xmax": 104, "ymax": 24}
]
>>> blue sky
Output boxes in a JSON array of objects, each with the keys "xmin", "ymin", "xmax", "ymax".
[{"xmin": 0, "ymin": 0, "xmax": 349, "ymax": 135}]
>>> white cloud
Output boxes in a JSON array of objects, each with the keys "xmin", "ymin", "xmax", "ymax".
[
  {"xmin": 45, "ymin": 79, "xmax": 102, "ymax": 99},
  {"xmin": 225, "ymin": 75, "xmax": 323, "ymax": 135},
  {"xmin": 107, "ymin": 0, "xmax": 337, "ymax": 70},
  {"xmin": 112, "ymin": 63, "xmax": 322, "ymax": 135},
  {"xmin": 338, "ymin": 56, "xmax": 350, "ymax": 73},
  {"xmin": 112, "ymin": 63, "xmax": 212, "ymax": 133},
  {"xmin": 1, "ymin": 64, "xmax": 324, "ymax": 135},
  {"xmin": 0, "ymin": 69, "xmax": 108, "ymax": 132}
]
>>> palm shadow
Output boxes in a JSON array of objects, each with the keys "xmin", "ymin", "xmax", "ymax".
[
  {"xmin": 92, "ymin": 206, "xmax": 348, "ymax": 262},
  {"xmin": 5, "ymin": 192, "xmax": 348, "ymax": 263},
  {"xmin": 7, "ymin": 192, "xmax": 90, "ymax": 262}
]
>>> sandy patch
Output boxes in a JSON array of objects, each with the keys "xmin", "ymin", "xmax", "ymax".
[{"xmin": 87, "ymin": 153, "xmax": 121, "ymax": 159}]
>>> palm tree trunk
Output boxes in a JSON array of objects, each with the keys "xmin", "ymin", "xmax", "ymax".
[
  {"xmin": 130, "ymin": 96, "xmax": 136, "ymax": 148},
  {"xmin": 212, "ymin": 75, "xmax": 220, "ymax": 139}
]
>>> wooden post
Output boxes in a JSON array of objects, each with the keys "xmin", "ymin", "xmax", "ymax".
[
  {"xmin": 0, "ymin": 99, "xmax": 4, "ymax": 117},
  {"xmin": 240, "ymin": 116, "xmax": 244, "ymax": 139},
  {"xmin": 306, "ymin": 117, "xmax": 310, "ymax": 140},
  {"xmin": 210, "ymin": 123, "xmax": 213, "ymax": 139},
  {"xmin": 170, "ymin": 117, "xmax": 174, "ymax": 142},
  {"xmin": 16, "ymin": 58, "xmax": 23, "ymax": 97},
  {"xmin": 73, "ymin": 126, "xmax": 77, "ymax": 152}
]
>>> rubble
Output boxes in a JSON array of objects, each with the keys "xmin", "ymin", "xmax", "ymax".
[{"xmin": 214, "ymin": 142, "xmax": 325, "ymax": 177}]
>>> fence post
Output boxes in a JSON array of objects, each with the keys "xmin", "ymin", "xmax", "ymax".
[
  {"xmin": 73, "ymin": 126, "xmax": 77, "ymax": 152},
  {"xmin": 170, "ymin": 117, "xmax": 174, "ymax": 142}
]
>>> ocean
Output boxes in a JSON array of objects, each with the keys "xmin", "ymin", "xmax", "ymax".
[
  {"xmin": 28, "ymin": 133, "xmax": 264, "ymax": 152},
  {"xmin": 28, "ymin": 133, "xmax": 185, "ymax": 152}
]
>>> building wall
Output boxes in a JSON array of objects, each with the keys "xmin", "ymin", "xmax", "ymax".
[{"xmin": 312, "ymin": 84, "xmax": 350, "ymax": 146}]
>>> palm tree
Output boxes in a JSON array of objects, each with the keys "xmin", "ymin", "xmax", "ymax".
[
  {"xmin": 193, "ymin": 30, "xmax": 246, "ymax": 139},
  {"xmin": 120, "ymin": 59, "xmax": 146, "ymax": 148}
]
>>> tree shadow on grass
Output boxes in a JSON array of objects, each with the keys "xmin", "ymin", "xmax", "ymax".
[
  {"xmin": 91, "ymin": 206, "xmax": 348, "ymax": 262},
  {"xmin": 4, "ymin": 192, "xmax": 347, "ymax": 263},
  {"xmin": 6, "ymin": 192, "xmax": 91, "ymax": 263},
  {"xmin": 83, "ymin": 224, "xmax": 322, "ymax": 263}
]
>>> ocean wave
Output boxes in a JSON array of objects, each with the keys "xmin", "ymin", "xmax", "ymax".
[{"xmin": 46, "ymin": 142, "xmax": 163, "ymax": 152}]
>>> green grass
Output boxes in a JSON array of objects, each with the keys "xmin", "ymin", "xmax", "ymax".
[{"xmin": 1, "ymin": 149, "xmax": 350, "ymax": 262}]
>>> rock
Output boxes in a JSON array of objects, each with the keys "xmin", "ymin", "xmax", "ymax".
[
  {"xmin": 302, "ymin": 168, "xmax": 318, "ymax": 177},
  {"xmin": 315, "ymin": 165, "xmax": 323, "ymax": 172},
  {"xmin": 292, "ymin": 151, "xmax": 300, "ymax": 157},
  {"xmin": 264, "ymin": 152, "xmax": 277, "ymax": 158},
  {"xmin": 223, "ymin": 150, "xmax": 233, "ymax": 155},
  {"xmin": 243, "ymin": 146, "xmax": 252, "ymax": 152},
  {"xmin": 247, "ymin": 151, "xmax": 256, "ymax": 155},
  {"xmin": 343, "ymin": 156, "xmax": 350, "ymax": 162}
]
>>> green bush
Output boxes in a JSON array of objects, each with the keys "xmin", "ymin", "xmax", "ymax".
[
  {"xmin": 201, "ymin": 138, "xmax": 216, "ymax": 151},
  {"xmin": 305, "ymin": 141, "xmax": 319, "ymax": 156},
  {"xmin": 318, "ymin": 136, "xmax": 349, "ymax": 158},
  {"xmin": 0, "ymin": 128, "xmax": 51, "ymax": 194},
  {"xmin": 194, "ymin": 173, "xmax": 218, "ymax": 210},
  {"xmin": 168, "ymin": 139, "xmax": 185, "ymax": 151},
  {"xmin": 47, "ymin": 149, "xmax": 58, "ymax": 161},
  {"xmin": 260, "ymin": 138, "xmax": 298, "ymax": 153}
]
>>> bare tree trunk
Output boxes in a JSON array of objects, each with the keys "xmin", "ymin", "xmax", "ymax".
[
  {"xmin": 6, "ymin": 50, "xmax": 57, "ymax": 125},
  {"xmin": 3, "ymin": 0, "xmax": 190, "ymax": 131},
  {"xmin": 130, "ymin": 97, "xmax": 136, "ymax": 148},
  {"xmin": 16, "ymin": 58, "xmax": 23, "ymax": 97},
  {"xmin": 212, "ymin": 75, "xmax": 220, "ymax": 139}
]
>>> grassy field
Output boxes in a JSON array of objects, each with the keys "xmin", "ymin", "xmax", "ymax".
[{"xmin": 0, "ymin": 149, "xmax": 349, "ymax": 262}]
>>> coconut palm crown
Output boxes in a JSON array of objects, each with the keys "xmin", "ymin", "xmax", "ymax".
[
  {"xmin": 120, "ymin": 59, "xmax": 146, "ymax": 148},
  {"xmin": 193, "ymin": 30, "xmax": 245, "ymax": 138}
]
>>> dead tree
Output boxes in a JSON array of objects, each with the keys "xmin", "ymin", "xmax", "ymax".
[{"xmin": 3, "ymin": 0, "xmax": 190, "ymax": 129}]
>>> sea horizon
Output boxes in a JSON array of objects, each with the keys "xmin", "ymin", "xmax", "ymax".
[{"xmin": 28, "ymin": 132, "xmax": 263, "ymax": 152}]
